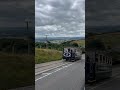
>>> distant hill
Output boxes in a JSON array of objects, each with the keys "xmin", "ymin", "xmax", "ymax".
[
  {"xmin": 35, "ymin": 37, "xmax": 85, "ymax": 42},
  {"xmin": 0, "ymin": 27, "xmax": 34, "ymax": 37},
  {"xmin": 86, "ymin": 26, "xmax": 120, "ymax": 33}
]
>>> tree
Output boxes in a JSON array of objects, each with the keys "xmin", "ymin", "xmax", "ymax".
[{"xmin": 71, "ymin": 43, "xmax": 79, "ymax": 47}]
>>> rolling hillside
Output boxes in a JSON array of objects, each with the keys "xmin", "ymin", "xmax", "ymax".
[{"xmin": 70, "ymin": 40, "xmax": 85, "ymax": 47}]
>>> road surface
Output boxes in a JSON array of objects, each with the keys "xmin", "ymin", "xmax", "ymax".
[
  {"xmin": 35, "ymin": 54, "xmax": 85, "ymax": 90},
  {"xmin": 86, "ymin": 64, "xmax": 120, "ymax": 90}
]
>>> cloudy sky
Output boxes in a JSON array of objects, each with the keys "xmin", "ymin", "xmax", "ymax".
[
  {"xmin": 0, "ymin": 0, "xmax": 34, "ymax": 28},
  {"xmin": 86, "ymin": 0, "xmax": 120, "ymax": 27},
  {"xmin": 35, "ymin": 0, "xmax": 85, "ymax": 38},
  {"xmin": 0, "ymin": 0, "xmax": 34, "ymax": 37}
]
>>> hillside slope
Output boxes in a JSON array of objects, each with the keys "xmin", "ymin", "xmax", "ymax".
[{"xmin": 35, "ymin": 48, "xmax": 62, "ymax": 64}]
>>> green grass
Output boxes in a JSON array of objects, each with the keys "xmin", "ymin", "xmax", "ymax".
[
  {"xmin": 70, "ymin": 40, "xmax": 85, "ymax": 47},
  {"xmin": 35, "ymin": 48, "xmax": 62, "ymax": 64},
  {"xmin": 0, "ymin": 53, "xmax": 34, "ymax": 89}
]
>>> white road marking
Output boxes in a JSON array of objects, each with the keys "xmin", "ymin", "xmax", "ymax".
[
  {"xmin": 35, "ymin": 61, "xmax": 63, "ymax": 69},
  {"xmin": 35, "ymin": 63, "xmax": 74, "ymax": 81},
  {"xmin": 42, "ymin": 73, "xmax": 51, "ymax": 75},
  {"xmin": 35, "ymin": 63, "xmax": 69, "ymax": 75}
]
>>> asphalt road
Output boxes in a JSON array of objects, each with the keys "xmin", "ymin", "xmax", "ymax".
[
  {"xmin": 35, "ymin": 55, "xmax": 85, "ymax": 90},
  {"xmin": 86, "ymin": 64, "xmax": 120, "ymax": 90}
]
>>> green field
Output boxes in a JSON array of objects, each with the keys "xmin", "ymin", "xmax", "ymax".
[
  {"xmin": 0, "ymin": 53, "xmax": 34, "ymax": 89},
  {"xmin": 70, "ymin": 40, "xmax": 85, "ymax": 47},
  {"xmin": 35, "ymin": 40, "xmax": 85, "ymax": 64},
  {"xmin": 35, "ymin": 48, "xmax": 62, "ymax": 64}
]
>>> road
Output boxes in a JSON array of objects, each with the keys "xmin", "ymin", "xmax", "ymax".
[
  {"xmin": 35, "ymin": 54, "xmax": 85, "ymax": 90},
  {"xmin": 86, "ymin": 64, "xmax": 120, "ymax": 90}
]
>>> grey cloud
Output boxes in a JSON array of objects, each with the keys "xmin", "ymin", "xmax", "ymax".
[
  {"xmin": 0, "ymin": 0, "xmax": 34, "ymax": 27},
  {"xmin": 35, "ymin": 0, "xmax": 85, "ymax": 37},
  {"xmin": 86, "ymin": 0, "xmax": 120, "ymax": 27}
]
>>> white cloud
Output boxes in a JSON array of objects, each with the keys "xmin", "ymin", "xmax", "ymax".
[{"xmin": 35, "ymin": 0, "xmax": 85, "ymax": 37}]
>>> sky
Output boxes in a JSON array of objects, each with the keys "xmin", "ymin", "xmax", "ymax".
[
  {"xmin": 35, "ymin": 0, "xmax": 85, "ymax": 38},
  {"xmin": 0, "ymin": 0, "xmax": 34, "ymax": 28},
  {"xmin": 0, "ymin": 0, "xmax": 34, "ymax": 37},
  {"xmin": 86, "ymin": 0, "xmax": 120, "ymax": 27},
  {"xmin": 0, "ymin": 0, "xmax": 120, "ymax": 37}
]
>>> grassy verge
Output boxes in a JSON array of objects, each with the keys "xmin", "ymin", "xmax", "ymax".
[
  {"xmin": 0, "ymin": 53, "xmax": 34, "ymax": 89},
  {"xmin": 35, "ymin": 48, "xmax": 62, "ymax": 64}
]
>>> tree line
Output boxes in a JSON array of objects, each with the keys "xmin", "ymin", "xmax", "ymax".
[{"xmin": 35, "ymin": 40, "xmax": 82, "ymax": 51}]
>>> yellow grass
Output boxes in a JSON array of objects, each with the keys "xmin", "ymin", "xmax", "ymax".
[{"xmin": 35, "ymin": 48, "xmax": 62, "ymax": 64}]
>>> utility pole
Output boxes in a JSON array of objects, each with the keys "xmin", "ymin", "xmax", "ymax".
[
  {"xmin": 25, "ymin": 19, "xmax": 30, "ymax": 55},
  {"xmin": 12, "ymin": 41, "xmax": 15, "ymax": 54},
  {"xmin": 45, "ymin": 35, "xmax": 48, "ymax": 49}
]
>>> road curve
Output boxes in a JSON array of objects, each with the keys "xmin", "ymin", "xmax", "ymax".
[{"xmin": 35, "ymin": 55, "xmax": 85, "ymax": 90}]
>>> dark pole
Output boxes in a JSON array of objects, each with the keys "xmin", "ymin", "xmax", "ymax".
[
  {"xmin": 25, "ymin": 20, "xmax": 30, "ymax": 54},
  {"xmin": 45, "ymin": 35, "xmax": 48, "ymax": 49},
  {"xmin": 26, "ymin": 21, "xmax": 29, "ymax": 31},
  {"xmin": 12, "ymin": 41, "xmax": 15, "ymax": 54}
]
